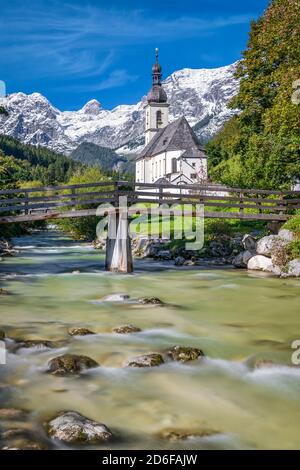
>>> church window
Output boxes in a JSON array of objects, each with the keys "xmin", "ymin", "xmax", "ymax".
[
  {"xmin": 156, "ymin": 110, "xmax": 162, "ymax": 126},
  {"xmin": 171, "ymin": 158, "xmax": 177, "ymax": 173}
]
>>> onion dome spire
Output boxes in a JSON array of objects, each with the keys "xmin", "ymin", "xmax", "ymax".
[{"xmin": 147, "ymin": 48, "xmax": 167, "ymax": 103}]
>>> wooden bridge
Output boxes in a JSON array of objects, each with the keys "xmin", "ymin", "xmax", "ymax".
[
  {"xmin": 1, "ymin": 180, "xmax": 299, "ymax": 272},
  {"xmin": 0, "ymin": 180, "xmax": 299, "ymax": 223}
]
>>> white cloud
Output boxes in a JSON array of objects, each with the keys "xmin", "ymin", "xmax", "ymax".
[{"xmin": 0, "ymin": 2, "xmax": 254, "ymax": 85}]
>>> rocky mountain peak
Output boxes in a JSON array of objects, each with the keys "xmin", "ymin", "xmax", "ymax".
[
  {"xmin": 0, "ymin": 62, "xmax": 240, "ymax": 155},
  {"xmin": 81, "ymin": 99, "xmax": 102, "ymax": 115}
]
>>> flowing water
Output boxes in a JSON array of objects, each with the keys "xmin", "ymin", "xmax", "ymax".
[{"xmin": 1, "ymin": 228, "xmax": 300, "ymax": 450}]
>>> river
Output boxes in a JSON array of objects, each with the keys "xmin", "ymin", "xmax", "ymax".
[{"xmin": 1, "ymin": 228, "xmax": 300, "ymax": 449}]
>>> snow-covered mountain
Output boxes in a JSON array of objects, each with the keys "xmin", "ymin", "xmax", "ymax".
[{"xmin": 0, "ymin": 62, "xmax": 239, "ymax": 156}]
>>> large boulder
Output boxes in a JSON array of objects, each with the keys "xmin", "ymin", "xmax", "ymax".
[
  {"xmin": 247, "ymin": 255, "xmax": 281, "ymax": 274},
  {"xmin": 125, "ymin": 353, "xmax": 164, "ymax": 368},
  {"xmin": 256, "ymin": 235, "xmax": 279, "ymax": 257},
  {"xmin": 242, "ymin": 234, "xmax": 257, "ymax": 252},
  {"xmin": 47, "ymin": 354, "xmax": 99, "ymax": 376},
  {"xmin": 167, "ymin": 346, "xmax": 205, "ymax": 363},
  {"xmin": 278, "ymin": 229, "xmax": 295, "ymax": 243},
  {"xmin": 233, "ymin": 250, "xmax": 253, "ymax": 268},
  {"xmin": 174, "ymin": 256, "xmax": 185, "ymax": 266},
  {"xmin": 47, "ymin": 411, "xmax": 113, "ymax": 444},
  {"xmin": 286, "ymin": 259, "xmax": 300, "ymax": 277}
]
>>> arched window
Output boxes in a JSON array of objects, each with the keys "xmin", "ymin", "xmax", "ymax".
[
  {"xmin": 171, "ymin": 157, "xmax": 177, "ymax": 173},
  {"xmin": 156, "ymin": 110, "xmax": 162, "ymax": 127}
]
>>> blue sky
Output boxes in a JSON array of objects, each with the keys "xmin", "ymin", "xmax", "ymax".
[{"xmin": 0, "ymin": 0, "xmax": 269, "ymax": 111}]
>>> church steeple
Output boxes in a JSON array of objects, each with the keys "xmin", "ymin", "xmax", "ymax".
[
  {"xmin": 144, "ymin": 48, "xmax": 169, "ymax": 145},
  {"xmin": 147, "ymin": 48, "xmax": 167, "ymax": 104}
]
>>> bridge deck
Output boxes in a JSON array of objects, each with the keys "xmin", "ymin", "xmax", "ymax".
[{"xmin": 0, "ymin": 180, "xmax": 299, "ymax": 224}]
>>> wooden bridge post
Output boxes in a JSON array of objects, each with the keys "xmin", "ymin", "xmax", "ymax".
[{"xmin": 105, "ymin": 182, "xmax": 133, "ymax": 273}]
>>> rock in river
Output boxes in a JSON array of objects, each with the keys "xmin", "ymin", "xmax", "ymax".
[
  {"xmin": 68, "ymin": 327, "xmax": 95, "ymax": 336},
  {"xmin": 125, "ymin": 353, "xmax": 164, "ymax": 368},
  {"xmin": 47, "ymin": 354, "xmax": 99, "ymax": 376},
  {"xmin": 47, "ymin": 411, "xmax": 113, "ymax": 444},
  {"xmin": 139, "ymin": 297, "xmax": 164, "ymax": 306},
  {"xmin": 167, "ymin": 346, "xmax": 205, "ymax": 363},
  {"xmin": 112, "ymin": 325, "xmax": 142, "ymax": 334},
  {"xmin": 253, "ymin": 359, "xmax": 275, "ymax": 370},
  {"xmin": 0, "ymin": 408, "xmax": 28, "ymax": 420},
  {"xmin": 101, "ymin": 293, "xmax": 130, "ymax": 302},
  {"xmin": 13, "ymin": 339, "xmax": 57, "ymax": 351},
  {"xmin": 157, "ymin": 427, "xmax": 220, "ymax": 442}
]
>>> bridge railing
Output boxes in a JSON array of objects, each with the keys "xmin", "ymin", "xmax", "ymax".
[{"xmin": 0, "ymin": 180, "xmax": 300, "ymax": 223}]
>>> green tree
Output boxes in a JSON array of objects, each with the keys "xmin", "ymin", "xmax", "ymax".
[{"xmin": 207, "ymin": 0, "xmax": 300, "ymax": 189}]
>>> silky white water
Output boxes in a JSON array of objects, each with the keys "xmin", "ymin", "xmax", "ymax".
[{"xmin": 1, "ymin": 229, "xmax": 300, "ymax": 449}]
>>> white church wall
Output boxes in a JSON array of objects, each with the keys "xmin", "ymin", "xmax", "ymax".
[{"xmin": 180, "ymin": 157, "xmax": 208, "ymax": 183}]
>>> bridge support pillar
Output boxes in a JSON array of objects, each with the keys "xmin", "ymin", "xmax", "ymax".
[{"xmin": 105, "ymin": 209, "xmax": 133, "ymax": 273}]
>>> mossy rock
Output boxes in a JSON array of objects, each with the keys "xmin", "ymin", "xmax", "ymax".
[
  {"xmin": 138, "ymin": 297, "xmax": 164, "ymax": 306},
  {"xmin": 112, "ymin": 325, "xmax": 142, "ymax": 334},
  {"xmin": 47, "ymin": 411, "xmax": 113, "ymax": 444},
  {"xmin": 125, "ymin": 353, "xmax": 164, "ymax": 368},
  {"xmin": 0, "ymin": 288, "xmax": 9, "ymax": 296},
  {"xmin": 47, "ymin": 354, "xmax": 99, "ymax": 376},
  {"xmin": 167, "ymin": 346, "xmax": 205, "ymax": 363},
  {"xmin": 0, "ymin": 329, "xmax": 5, "ymax": 341},
  {"xmin": 68, "ymin": 327, "xmax": 95, "ymax": 336},
  {"xmin": 157, "ymin": 427, "xmax": 220, "ymax": 442}
]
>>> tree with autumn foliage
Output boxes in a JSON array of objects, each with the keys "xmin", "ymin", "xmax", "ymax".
[{"xmin": 206, "ymin": 0, "xmax": 300, "ymax": 189}]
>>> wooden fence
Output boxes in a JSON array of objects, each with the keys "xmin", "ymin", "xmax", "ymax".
[{"xmin": 0, "ymin": 180, "xmax": 299, "ymax": 224}]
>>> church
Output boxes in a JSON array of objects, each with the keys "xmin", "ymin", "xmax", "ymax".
[{"xmin": 135, "ymin": 50, "xmax": 208, "ymax": 185}]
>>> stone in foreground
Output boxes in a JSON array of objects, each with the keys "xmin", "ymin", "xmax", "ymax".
[
  {"xmin": 47, "ymin": 411, "xmax": 113, "ymax": 444},
  {"xmin": 112, "ymin": 325, "xmax": 142, "ymax": 334},
  {"xmin": 167, "ymin": 346, "xmax": 205, "ymax": 363},
  {"xmin": 47, "ymin": 354, "xmax": 99, "ymax": 376},
  {"xmin": 68, "ymin": 327, "xmax": 95, "ymax": 336},
  {"xmin": 139, "ymin": 297, "xmax": 164, "ymax": 305},
  {"xmin": 157, "ymin": 427, "xmax": 220, "ymax": 442},
  {"xmin": 125, "ymin": 353, "xmax": 164, "ymax": 368}
]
